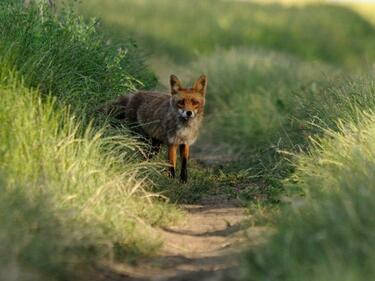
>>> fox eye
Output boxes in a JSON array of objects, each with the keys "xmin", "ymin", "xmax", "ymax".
[
  {"xmin": 191, "ymin": 99, "xmax": 200, "ymax": 106},
  {"xmin": 177, "ymin": 100, "xmax": 185, "ymax": 107}
]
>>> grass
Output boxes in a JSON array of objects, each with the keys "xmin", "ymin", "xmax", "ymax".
[
  {"xmin": 242, "ymin": 108, "xmax": 375, "ymax": 281},
  {"xmin": 0, "ymin": 0, "xmax": 156, "ymax": 117},
  {"xmin": 0, "ymin": 179, "xmax": 80, "ymax": 281},
  {"xmin": 78, "ymin": 1, "xmax": 375, "ymax": 280},
  {"xmin": 81, "ymin": 0, "xmax": 375, "ymax": 66},
  {"xmin": 0, "ymin": 2, "xmax": 180, "ymax": 280},
  {"xmin": 240, "ymin": 76, "xmax": 375, "ymax": 280},
  {"xmin": 161, "ymin": 47, "xmax": 335, "ymax": 183},
  {"xmin": 79, "ymin": 0, "xmax": 375, "ymax": 183},
  {"xmin": 184, "ymin": 48, "xmax": 332, "ymax": 148},
  {"xmin": 152, "ymin": 159, "xmax": 265, "ymax": 203},
  {"xmin": 4, "ymin": 0, "xmax": 375, "ymax": 280},
  {"xmin": 0, "ymin": 64, "xmax": 180, "ymax": 281}
]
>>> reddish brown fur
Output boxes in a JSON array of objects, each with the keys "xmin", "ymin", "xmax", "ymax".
[{"xmin": 100, "ymin": 75, "xmax": 207, "ymax": 182}]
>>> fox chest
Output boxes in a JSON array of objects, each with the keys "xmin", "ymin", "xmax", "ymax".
[{"xmin": 167, "ymin": 124, "xmax": 199, "ymax": 145}]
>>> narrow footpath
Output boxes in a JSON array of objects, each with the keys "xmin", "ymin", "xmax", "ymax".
[{"xmin": 95, "ymin": 195, "xmax": 266, "ymax": 281}]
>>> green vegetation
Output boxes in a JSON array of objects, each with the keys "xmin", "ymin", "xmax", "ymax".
[
  {"xmin": 78, "ymin": 0, "xmax": 375, "ymax": 280},
  {"xmin": 153, "ymin": 159, "xmax": 260, "ymax": 203},
  {"xmin": 79, "ymin": 0, "xmax": 375, "ymax": 182},
  {"xmin": 0, "ymin": 0, "xmax": 156, "ymax": 116},
  {"xmin": 82, "ymin": 0, "xmax": 375, "ymax": 66},
  {"xmin": 243, "ymin": 107, "xmax": 375, "ymax": 281},
  {"xmin": 186, "ymin": 49, "xmax": 330, "ymax": 146},
  {"xmin": 0, "ymin": 2, "xmax": 178, "ymax": 280},
  {"xmin": 182, "ymin": 48, "xmax": 334, "ymax": 179},
  {"xmin": 4, "ymin": 0, "xmax": 375, "ymax": 279}
]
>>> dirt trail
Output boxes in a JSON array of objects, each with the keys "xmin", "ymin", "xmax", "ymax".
[{"xmin": 95, "ymin": 195, "xmax": 266, "ymax": 281}]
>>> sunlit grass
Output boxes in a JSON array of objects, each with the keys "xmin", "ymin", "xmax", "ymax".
[
  {"xmin": 0, "ymin": 66, "xmax": 181, "ymax": 280},
  {"xmin": 4, "ymin": 0, "xmax": 375, "ymax": 280},
  {"xmin": 243, "ymin": 107, "xmax": 375, "ymax": 281},
  {"xmin": 0, "ymin": 2, "xmax": 180, "ymax": 280}
]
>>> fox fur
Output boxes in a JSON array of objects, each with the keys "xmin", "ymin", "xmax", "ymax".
[{"xmin": 100, "ymin": 74, "xmax": 207, "ymax": 182}]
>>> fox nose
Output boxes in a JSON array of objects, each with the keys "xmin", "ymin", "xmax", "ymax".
[{"xmin": 186, "ymin": 111, "xmax": 192, "ymax": 117}]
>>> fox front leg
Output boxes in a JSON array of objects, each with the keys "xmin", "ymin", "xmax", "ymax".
[
  {"xmin": 168, "ymin": 144, "xmax": 178, "ymax": 178},
  {"xmin": 180, "ymin": 144, "xmax": 189, "ymax": 183}
]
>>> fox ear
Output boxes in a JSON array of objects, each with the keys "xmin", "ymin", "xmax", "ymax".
[
  {"xmin": 193, "ymin": 74, "xmax": 208, "ymax": 96},
  {"xmin": 170, "ymin": 74, "xmax": 182, "ymax": 95}
]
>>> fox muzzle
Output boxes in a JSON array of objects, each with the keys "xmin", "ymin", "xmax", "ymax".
[{"xmin": 178, "ymin": 109, "xmax": 196, "ymax": 119}]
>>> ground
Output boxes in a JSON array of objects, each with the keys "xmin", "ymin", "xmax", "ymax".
[{"xmin": 93, "ymin": 191, "xmax": 266, "ymax": 281}]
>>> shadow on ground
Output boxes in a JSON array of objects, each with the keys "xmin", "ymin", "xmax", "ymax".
[{"xmin": 93, "ymin": 197, "xmax": 267, "ymax": 281}]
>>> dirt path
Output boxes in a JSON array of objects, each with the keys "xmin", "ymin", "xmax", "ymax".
[{"xmin": 95, "ymin": 196, "xmax": 266, "ymax": 281}]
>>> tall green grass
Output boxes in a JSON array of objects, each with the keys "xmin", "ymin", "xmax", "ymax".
[
  {"xmin": 76, "ymin": 0, "xmax": 375, "ymax": 279},
  {"xmin": 0, "ymin": 65, "xmax": 179, "ymax": 281},
  {"xmin": 0, "ymin": 0, "xmax": 156, "ymax": 116},
  {"xmin": 242, "ymin": 79, "xmax": 375, "ymax": 281},
  {"xmin": 0, "ymin": 179, "xmax": 80, "ymax": 281},
  {"xmin": 0, "ymin": 2, "xmax": 178, "ymax": 280}
]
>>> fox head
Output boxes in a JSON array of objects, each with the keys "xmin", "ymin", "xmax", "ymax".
[{"xmin": 170, "ymin": 74, "xmax": 207, "ymax": 120}]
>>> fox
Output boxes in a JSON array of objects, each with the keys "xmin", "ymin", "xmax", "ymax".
[{"xmin": 101, "ymin": 74, "xmax": 207, "ymax": 183}]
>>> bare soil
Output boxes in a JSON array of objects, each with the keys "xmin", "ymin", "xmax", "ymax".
[{"xmin": 94, "ymin": 195, "xmax": 267, "ymax": 281}]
